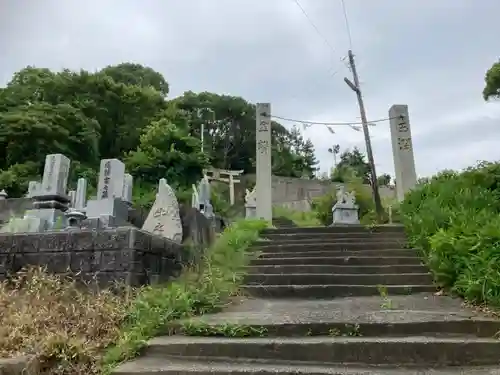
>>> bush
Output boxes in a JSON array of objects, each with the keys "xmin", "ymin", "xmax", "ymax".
[
  {"xmin": 0, "ymin": 219, "xmax": 267, "ymax": 375},
  {"xmin": 272, "ymin": 206, "xmax": 320, "ymax": 227},
  {"xmin": 401, "ymin": 162, "xmax": 500, "ymax": 306},
  {"xmin": 312, "ymin": 176, "xmax": 374, "ymax": 226}
]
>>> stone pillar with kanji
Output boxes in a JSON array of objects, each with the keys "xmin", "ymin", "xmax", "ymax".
[
  {"xmin": 255, "ymin": 103, "xmax": 272, "ymax": 221},
  {"xmin": 389, "ymin": 104, "xmax": 417, "ymax": 201}
]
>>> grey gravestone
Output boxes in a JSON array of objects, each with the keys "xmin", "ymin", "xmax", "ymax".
[
  {"xmin": 198, "ymin": 176, "xmax": 214, "ymax": 218},
  {"xmin": 97, "ymin": 159, "xmax": 125, "ymax": 200},
  {"xmin": 331, "ymin": 186, "xmax": 359, "ymax": 225},
  {"xmin": 122, "ymin": 173, "xmax": 133, "ymax": 204},
  {"xmin": 68, "ymin": 190, "xmax": 76, "ymax": 207},
  {"xmin": 142, "ymin": 178, "xmax": 182, "ymax": 243},
  {"xmin": 74, "ymin": 178, "xmax": 88, "ymax": 211},
  {"xmin": 86, "ymin": 159, "xmax": 128, "ymax": 227},
  {"xmin": 25, "ymin": 154, "xmax": 71, "ymax": 230},
  {"xmin": 191, "ymin": 183, "xmax": 200, "ymax": 209},
  {"xmin": 27, "ymin": 181, "xmax": 40, "ymax": 198}
]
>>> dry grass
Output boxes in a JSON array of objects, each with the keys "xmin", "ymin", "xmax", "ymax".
[
  {"xmin": 0, "ymin": 219, "xmax": 268, "ymax": 375},
  {"xmin": 0, "ymin": 268, "xmax": 132, "ymax": 375}
]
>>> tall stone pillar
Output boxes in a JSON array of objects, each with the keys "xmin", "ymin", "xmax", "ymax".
[
  {"xmin": 389, "ymin": 104, "xmax": 417, "ymax": 201},
  {"xmin": 256, "ymin": 103, "xmax": 272, "ymax": 221}
]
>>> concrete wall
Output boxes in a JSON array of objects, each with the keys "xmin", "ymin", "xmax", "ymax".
[{"xmin": 235, "ymin": 175, "xmax": 396, "ymax": 207}]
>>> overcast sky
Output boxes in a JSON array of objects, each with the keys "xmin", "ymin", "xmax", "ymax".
[{"xmin": 1, "ymin": 0, "xmax": 499, "ymax": 177}]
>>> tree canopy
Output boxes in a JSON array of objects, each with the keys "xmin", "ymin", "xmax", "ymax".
[
  {"xmin": 0, "ymin": 64, "xmax": 319, "ymax": 205},
  {"xmin": 483, "ymin": 60, "xmax": 500, "ymax": 100}
]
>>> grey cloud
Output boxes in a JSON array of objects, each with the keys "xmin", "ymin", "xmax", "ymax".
[{"xmin": 1, "ymin": 0, "xmax": 500, "ymax": 178}]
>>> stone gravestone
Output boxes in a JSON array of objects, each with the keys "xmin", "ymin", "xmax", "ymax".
[
  {"xmin": 191, "ymin": 184, "xmax": 200, "ymax": 209},
  {"xmin": 245, "ymin": 187, "xmax": 257, "ymax": 219},
  {"xmin": 389, "ymin": 104, "xmax": 417, "ymax": 201},
  {"xmin": 198, "ymin": 176, "xmax": 214, "ymax": 218},
  {"xmin": 142, "ymin": 178, "xmax": 183, "ymax": 243},
  {"xmin": 26, "ymin": 181, "xmax": 40, "ymax": 198},
  {"xmin": 24, "ymin": 154, "xmax": 71, "ymax": 231},
  {"xmin": 331, "ymin": 185, "xmax": 359, "ymax": 225},
  {"xmin": 122, "ymin": 173, "xmax": 134, "ymax": 205},
  {"xmin": 86, "ymin": 159, "xmax": 128, "ymax": 227}
]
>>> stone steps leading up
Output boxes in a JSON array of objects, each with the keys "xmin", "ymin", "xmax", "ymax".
[
  {"xmin": 255, "ymin": 241, "xmax": 408, "ymax": 251},
  {"xmin": 141, "ymin": 336, "xmax": 500, "ymax": 367},
  {"xmin": 241, "ymin": 284, "xmax": 436, "ymax": 298},
  {"xmin": 255, "ymin": 237, "xmax": 407, "ymax": 246},
  {"xmin": 114, "ymin": 356, "xmax": 500, "ymax": 375},
  {"xmin": 244, "ymin": 272, "xmax": 433, "ymax": 286},
  {"xmin": 113, "ymin": 225, "xmax": 500, "ymax": 374},
  {"xmin": 258, "ymin": 249, "xmax": 419, "ymax": 258},
  {"xmin": 261, "ymin": 225, "xmax": 405, "ymax": 235},
  {"xmin": 245, "ymin": 264, "xmax": 429, "ymax": 274},
  {"xmin": 251, "ymin": 255, "xmax": 423, "ymax": 266},
  {"xmin": 263, "ymin": 232, "xmax": 407, "ymax": 242}
]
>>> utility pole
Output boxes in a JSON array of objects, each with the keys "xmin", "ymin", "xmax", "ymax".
[{"xmin": 344, "ymin": 50, "xmax": 384, "ymax": 220}]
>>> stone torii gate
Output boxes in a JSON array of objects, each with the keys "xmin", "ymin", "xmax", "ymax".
[{"xmin": 203, "ymin": 168, "xmax": 243, "ymax": 205}]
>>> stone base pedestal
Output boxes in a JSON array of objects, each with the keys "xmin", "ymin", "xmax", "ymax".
[
  {"xmin": 332, "ymin": 203, "xmax": 360, "ymax": 225},
  {"xmin": 245, "ymin": 205, "xmax": 257, "ymax": 219}
]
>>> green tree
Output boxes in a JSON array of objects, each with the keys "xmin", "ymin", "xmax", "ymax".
[
  {"xmin": 332, "ymin": 147, "xmax": 370, "ymax": 183},
  {"xmin": 126, "ymin": 118, "xmax": 209, "ymax": 207},
  {"xmin": 377, "ymin": 173, "xmax": 391, "ymax": 186},
  {"xmin": 483, "ymin": 60, "xmax": 500, "ymax": 100}
]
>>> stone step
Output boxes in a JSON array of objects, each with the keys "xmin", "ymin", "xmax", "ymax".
[
  {"xmin": 244, "ymin": 273, "xmax": 433, "ymax": 286},
  {"xmin": 255, "ymin": 241, "xmax": 408, "ymax": 251},
  {"xmin": 261, "ymin": 225, "xmax": 405, "ymax": 235},
  {"xmin": 171, "ymin": 319, "xmax": 500, "ymax": 339},
  {"xmin": 241, "ymin": 284, "xmax": 436, "ymax": 298},
  {"xmin": 258, "ymin": 249, "xmax": 419, "ymax": 259},
  {"xmin": 142, "ymin": 336, "xmax": 500, "ymax": 367},
  {"xmin": 256, "ymin": 237, "xmax": 407, "ymax": 246},
  {"xmin": 245, "ymin": 264, "xmax": 429, "ymax": 274},
  {"xmin": 263, "ymin": 232, "xmax": 407, "ymax": 241},
  {"xmin": 251, "ymin": 256, "xmax": 423, "ymax": 266},
  {"xmin": 113, "ymin": 356, "xmax": 500, "ymax": 375}
]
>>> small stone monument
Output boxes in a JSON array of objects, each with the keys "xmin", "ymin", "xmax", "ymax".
[
  {"xmin": 191, "ymin": 184, "xmax": 200, "ymax": 209},
  {"xmin": 198, "ymin": 176, "xmax": 214, "ymax": 218},
  {"xmin": 68, "ymin": 190, "xmax": 76, "ymax": 207},
  {"xmin": 0, "ymin": 189, "xmax": 7, "ymax": 201},
  {"xmin": 142, "ymin": 178, "xmax": 183, "ymax": 243},
  {"xmin": 26, "ymin": 181, "xmax": 40, "ymax": 198},
  {"xmin": 331, "ymin": 185, "xmax": 359, "ymax": 225},
  {"xmin": 122, "ymin": 173, "xmax": 134, "ymax": 205},
  {"xmin": 65, "ymin": 178, "xmax": 88, "ymax": 229},
  {"xmin": 245, "ymin": 187, "xmax": 257, "ymax": 219}
]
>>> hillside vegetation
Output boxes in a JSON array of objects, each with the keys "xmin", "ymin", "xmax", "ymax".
[{"xmin": 401, "ymin": 162, "xmax": 500, "ymax": 306}]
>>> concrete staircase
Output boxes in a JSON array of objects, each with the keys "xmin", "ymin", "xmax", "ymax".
[{"xmin": 114, "ymin": 225, "xmax": 500, "ymax": 374}]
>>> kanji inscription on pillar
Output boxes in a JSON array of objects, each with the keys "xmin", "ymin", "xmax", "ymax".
[
  {"xmin": 255, "ymin": 103, "xmax": 272, "ymax": 221},
  {"xmin": 398, "ymin": 137, "xmax": 412, "ymax": 151}
]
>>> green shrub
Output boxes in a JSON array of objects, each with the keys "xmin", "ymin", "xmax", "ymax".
[
  {"xmin": 272, "ymin": 206, "xmax": 320, "ymax": 227},
  {"xmin": 401, "ymin": 162, "xmax": 500, "ymax": 306},
  {"xmin": 312, "ymin": 176, "xmax": 374, "ymax": 226},
  {"xmin": 102, "ymin": 218, "xmax": 267, "ymax": 373}
]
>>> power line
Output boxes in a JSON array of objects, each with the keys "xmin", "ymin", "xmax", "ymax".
[
  {"xmin": 272, "ymin": 114, "xmax": 398, "ymax": 127},
  {"xmin": 340, "ymin": 0, "xmax": 353, "ymax": 49},
  {"xmin": 291, "ymin": 0, "xmax": 339, "ymax": 59}
]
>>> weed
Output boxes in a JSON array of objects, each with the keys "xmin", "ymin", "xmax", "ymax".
[
  {"xmin": 377, "ymin": 284, "xmax": 394, "ymax": 309},
  {"xmin": 344, "ymin": 323, "xmax": 362, "ymax": 337},
  {"xmin": 328, "ymin": 328, "xmax": 341, "ymax": 337},
  {"xmin": 179, "ymin": 321, "xmax": 268, "ymax": 337},
  {"xmin": 272, "ymin": 206, "xmax": 320, "ymax": 227}
]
